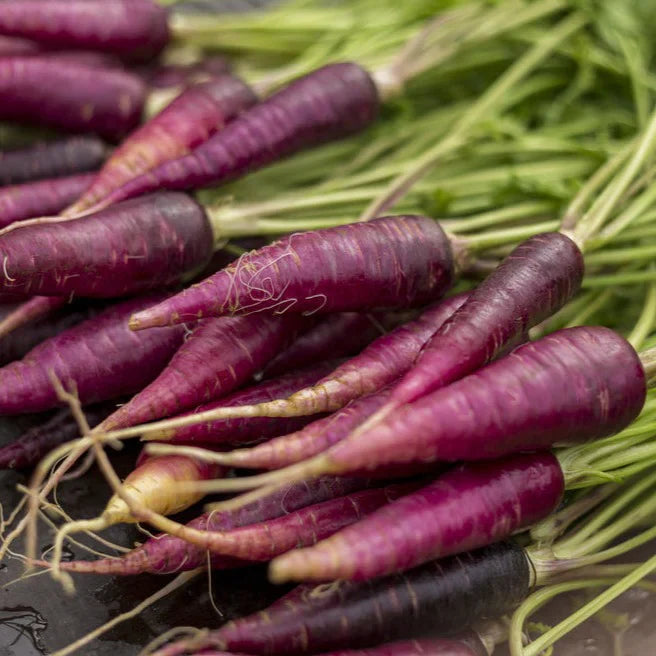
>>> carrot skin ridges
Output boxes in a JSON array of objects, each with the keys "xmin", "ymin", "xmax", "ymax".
[
  {"xmin": 390, "ymin": 232, "xmax": 584, "ymax": 407},
  {"xmin": 103, "ymin": 62, "xmax": 380, "ymax": 202},
  {"xmin": 0, "ymin": 172, "xmax": 95, "ymax": 228},
  {"xmin": 0, "ymin": 192, "xmax": 214, "ymax": 298},
  {"xmin": 100, "ymin": 314, "xmax": 310, "ymax": 431},
  {"xmin": 130, "ymin": 216, "xmax": 454, "ymax": 329},
  {"xmin": 59, "ymin": 476, "xmax": 372, "ymax": 575},
  {"xmin": 270, "ymin": 452, "xmax": 563, "ymax": 583},
  {"xmin": 160, "ymin": 360, "xmax": 341, "ymax": 445},
  {"xmin": 0, "ymin": 136, "xmax": 106, "ymax": 186},
  {"xmin": 327, "ymin": 326, "xmax": 645, "ymax": 475},
  {"xmin": 0, "ymin": 0, "xmax": 169, "ymax": 62},
  {"xmin": 262, "ymin": 313, "xmax": 385, "ymax": 379},
  {"xmin": 68, "ymin": 75, "xmax": 257, "ymax": 215},
  {"xmin": 0, "ymin": 295, "xmax": 184, "ymax": 415},
  {"xmin": 163, "ymin": 542, "xmax": 530, "ymax": 656}
]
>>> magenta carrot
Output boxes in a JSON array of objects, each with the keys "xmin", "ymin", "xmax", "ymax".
[
  {"xmin": 0, "ymin": 172, "xmax": 95, "ymax": 228},
  {"xmin": 128, "ymin": 294, "xmax": 467, "ymax": 442},
  {"xmin": 0, "ymin": 136, "xmax": 106, "ymax": 186},
  {"xmin": 0, "ymin": 400, "xmax": 121, "ymax": 470},
  {"xmin": 0, "ymin": 192, "xmax": 213, "ymax": 297},
  {"xmin": 262, "ymin": 313, "xmax": 385, "ymax": 379},
  {"xmin": 269, "ymin": 453, "xmax": 563, "ymax": 583},
  {"xmin": 0, "ymin": 296, "xmax": 67, "ymax": 339},
  {"xmin": 153, "ymin": 542, "xmax": 529, "ymax": 656},
  {"xmin": 0, "ymin": 0, "xmax": 169, "ymax": 62},
  {"xmin": 100, "ymin": 62, "xmax": 380, "ymax": 204},
  {"xmin": 145, "ymin": 360, "xmax": 341, "ymax": 446},
  {"xmin": 0, "ymin": 294, "xmax": 184, "ymax": 415},
  {"xmin": 0, "ymin": 57, "xmax": 146, "ymax": 141},
  {"xmin": 65, "ymin": 74, "xmax": 257, "ymax": 216},
  {"xmin": 130, "ymin": 215, "xmax": 455, "ymax": 329},
  {"xmin": 57, "ymin": 476, "xmax": 373, "ymax": 576},
  {"xmin": 383, "ymin": 232, "xmax": 584, "ymax": 414},
  {"xmin": 0, "ymin": 35, "xmax": 40, "ymax": 56},
  {"xmin": 99, "ymin": 313, "xmax": 309, "ymax": 431}
]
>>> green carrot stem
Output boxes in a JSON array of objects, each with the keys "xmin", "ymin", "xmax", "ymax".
[{"xmin": 628, "ymin": 278, "xmax": 656, "ymax": 349}]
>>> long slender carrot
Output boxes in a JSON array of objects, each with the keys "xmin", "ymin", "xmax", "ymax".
[{"xmin": 0, "ymin": 296, "xmax": 67, "ymax": 340}]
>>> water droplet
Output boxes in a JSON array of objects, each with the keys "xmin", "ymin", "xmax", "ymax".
[
  {"xmin": 0, "ymin": 606, "xmax": 47, "ymax": 655},
  {"xmin": 40, "ymin": 543, "xmax": 74, "ymax": 562}
]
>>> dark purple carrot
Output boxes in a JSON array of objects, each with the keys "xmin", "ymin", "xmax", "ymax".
[
  {"xmin": 144, "ymin": 57, "xmax": 232, "ymax": 90},
  {"xmin": 100, "ymin": 62, "xmax": 381, "ymax": 204},
  {"xmin": 262, "ymin": 313, "xmax": 385, "ymax": 379},
  {"xmin": 99, "ymin": 313, "xmax": 310, "ymax": 431},
  {"xmin": 0, "ymin": 136, "xmax": 106, "ymax": 186},
  {"xmin": 57, "ymin": 476, "xmax": 372, "ymax": 575},
  {"xmin": 65, "ymin": 74, "xmax": 257, "ymax": 216},
  {"xmin": 153, "ymin": 541, "xmax": 530, "ymax": 656},
  {"xmin": 0, "ymin": 294, "xmax": 185, "ymax": 415},
  {"xmin": 0, "ymin": 296, "xmax": 67, "ymax": 339},
  {"xmin": 0, "ymin": 172, "xmax": 95, "ymax": 228},
  {"xmin": 0, "ymin": 0, "xmax": 169, "ymax": 62},
  {"xmin": 129, "ymin": 215, "xmax": 454, "ymax": 329},
  {"xmin": 0, "ymin": 192, "xmax": 214, "ymax": 298},
  {"xmin": 144, "ymin": 360, "xmax": 341, "ymax": 446},
  {"xmin": 0, "ymin": 57, "xmax": 146, "ymax": 141},
  {"xmin": 270, "ymin": 453, "xmax": 563, "ymax": 583},
  {"xmin": 127, "ymin": 294, "xmax": 467, "ymax": 443},
  {"xmin": 0, "ymin": 399, "xmax": 121, "ymax": 470}
]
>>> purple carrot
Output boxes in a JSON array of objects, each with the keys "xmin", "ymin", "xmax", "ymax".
[
  {"xmin": 65, "ymin": 74, "xmax": 257, "ymax": 216},
  {"xmin": 0, "ymin": 294, "xmax": 184, "ymax": 414},
  {"xmin": 262, "ymin": 313, "xmax": 385, "ymax": 379},
  {"xmin": 98, "ymin": 313, "xmax": 310, "ymax": 431},
  {"xmin": 127, "ymin": 294, "xmax": 467, "ymax": 443},
  {"xmin": 0, "ymin": 399, "xmax": 122, "ymax": 470},
  {"xmin": 237, "ymin": 326, "xmax": 645, "ymax": 489},
  {"xmin": 382, "ymin": 232, "xmax": 584, "ymax": 417},
  {"xmin": 270, "ymin": 452, "xmax": 563, "ymax": 583},
  {"xmin": 0, "ymin": 136, "xmax": 106, "ymax": 186},
  {"xmin": 99, "ymin": 62, "xmax": 380, "ymax": 204},
  {"xmin": 0, "ymin": 35, "xmax": 40, "ymax": 56},
  {"xmin": 56, "ymin": 476, "xmax": 373, "ymax": 575},
  {"xmin": 0, "ymin": 192, "xmax": 214, "ymax": 297},
  {"xmin": 0, "ymin": 57, "xmax": 146, "ymax": 141},
  {"xmin": 0, "ymin": 296, "xmax": 67, "ymax": 339},
  {"xmin": 0, "ymin": 172, "xmax": 95, "ymax": 228},
  {"xmin": 144, "ymin": 360, "xmax": 341, "ymax": 446},
  {"xmin": 153, "ymin": 542, "xmax": 529, "ymax": 656},
  {"xmin": 129, "ymin": 215, "xmax": 455, "ymax": 329},
  {"xmin": 144, "ymin": 57, "xmax": 233, "ymax": 89},
  {"xmin": 0, "ymin": 0, "xmax": 169, "ymax": 62}
]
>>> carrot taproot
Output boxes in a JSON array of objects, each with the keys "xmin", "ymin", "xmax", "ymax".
[
  {"xmin": 152, "ymin": 541, "xmax": 530, "ymax": 656},
  {"xmin": 98, "ymin": 313, "xmax": 310, "ymax": 432},
  {"xmin": 0, "ymin": 57, "xmax": 146, "ymax": 141},
  {"xmin": 0, "ymin": 192, "xmax": 214, "ymax": 298},
  {"xmin": 0, "ymin": 399, "xmax": 120, "ymax": 470},
  {"xmin": 0, "ymin": 35, "xmax": 40, "ymax": 56},
  {"xmin": 99, "ymin": 62, "xmax": 380, "ymax": 204},
  {"xmin": 0, "ymin": 136, "xmax": 106, "ymax": 186},
  {"xmin": 0, "ymin": 294, "xmax": 184, "ymax": 414},
  {"xmin": 0, "ymin": 296, "xmax": 68, "ymax": 340},
  {"xmin": 144, "ymin": 56, "xmax": 232, "ymax": 90},
  {"xmin": 129, "ymin": 215, "xmax": 455, "ymax": 329},
  {"xmin": 65, "ymin": 74, "xmax": 257, "ymax": 216},
  {"xmin": 262, "ymin": 313, "xmax": 385, "ymax": 379},
  {"xmin": 125, "ymin": 294, "xmax": 467, "ymax": 444},
  {"xmin": 201, "ymin": 325, "xmax": 646, "ymax": 494},
  {"xmin": 0, "ymin": 172, "xmax": 95, "ymax": 228},
  {"xmin": 0, "ymin": 0, "xmax": 169, "ymax": 62},
  {"xmin": 56, "ymin": 476, "xmax": 375, "ymax": 575},
  {"xmin": 143, "ymin": 360, "xmax": 341, "ymax": 446},
  {"xmin": 269, "ymin": 452, "xmax": 563, "ymax": 583}
]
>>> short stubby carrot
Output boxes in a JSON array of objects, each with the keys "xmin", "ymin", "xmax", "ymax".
[
  {"xmin": 66, "ymin": 74, "xmax": 257, "ymax": 216},
  {"xmin": 129, "ymin": 215, "xmax": 455, "ymax": 328},
  {"xmin": 0, "ymin": 294, "xmax": 184, "ymax": 414},
  {"xmin": 269, "ymin": 452, "xmax": 564, "ymax": 583},
  {"xmin": 100, "ymin": 62, "xmax": 381, "ymax": 203},
  {"xmin": 0, "ymin": 192, "xmax": 214, "ymax": 297},
  {"xmin": 0, "ymin": 136, "xmax": 106, "ymax": 186}
]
